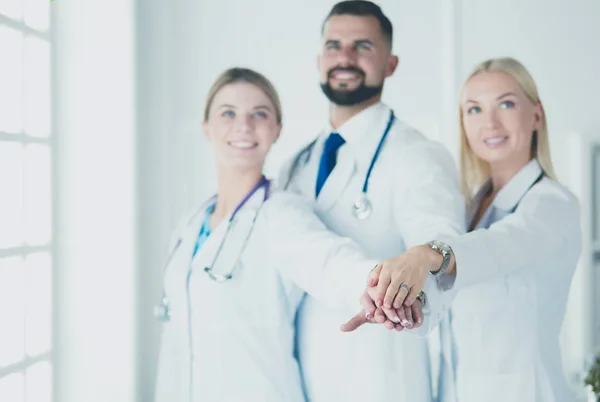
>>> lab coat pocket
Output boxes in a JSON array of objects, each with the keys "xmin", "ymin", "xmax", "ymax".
[{"xmin": 452, "ymin": 275, "xmax": 534, "ymax": 374}]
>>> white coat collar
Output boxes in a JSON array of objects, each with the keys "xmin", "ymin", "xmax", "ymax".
[
  {"xmin": 211, "ymin": 181, "xmax": 270, "ymax": 224},
  {"xmin": 493, "ymin": 159, "xmax": 543, "ymax": 211},
  {"xmin": 324, "ymin": 101, "xmax": 390, "ymax": 146}
]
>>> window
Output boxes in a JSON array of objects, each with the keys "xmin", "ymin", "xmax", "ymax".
[{"xmin": 0, "ymin": 0, "xmax": 53, "ymax": 401}]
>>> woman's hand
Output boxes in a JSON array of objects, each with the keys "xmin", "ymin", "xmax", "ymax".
[
  {"xmin": 340, "ymin": 289, "xmax": 424, "ymax": 332},
  {"xmin": 339, "ymin": 290, "xmax": 396, "ymax": 331},
  {"xmin": 368, "ymin": 245, "xmax": 442, "ymax": 310},
  {"xmin": 340, "ymin": 246, "xmax": 439, "ymax": 333}
]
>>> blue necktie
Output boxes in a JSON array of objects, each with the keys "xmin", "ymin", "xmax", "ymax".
[{"xmin": 315, "ymin": 132, "xmax": 345, "ymax": 197}]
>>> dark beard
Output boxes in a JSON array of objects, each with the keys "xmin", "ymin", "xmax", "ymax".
[
  {"xmin": 320, "ymin": 82, "xmax": 382, "ymax": 106},
  {"xmin": 320, "ymin": 67, "xmax": 383, "ymax": 106}
]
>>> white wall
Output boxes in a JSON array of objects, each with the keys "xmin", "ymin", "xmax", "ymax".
[
  {"xmin": 136, "ymin": 0, "xmax": 600, "ymax": 400},
  {"xmin": 135, "ymin": 1, "xmax": 174, "ymax": 401},
  {"xmin": 53, "ymin": 0, "xmax": 137, "ymax": 401}
]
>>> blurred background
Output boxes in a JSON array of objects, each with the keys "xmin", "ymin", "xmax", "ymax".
[{"xmin": 1, "ymin": 0, "xmax": 599, "ymax": 401}]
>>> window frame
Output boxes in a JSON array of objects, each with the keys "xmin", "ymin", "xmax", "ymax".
[{"xmin": 0, "ymin": 4, "xmax": 55, "ymax": 401}]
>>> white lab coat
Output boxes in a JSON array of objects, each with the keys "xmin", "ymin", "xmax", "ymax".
[
  {"xmin": 154, "ymin": 189, "xmax": 382, "ymax": 402},
  {"xmin": 441, "ymin": 159, "xmax": 582, "ymax": 402},
  {"xmin": 279, "ymin": 102, "xmax": 465, "ymax": 402}
]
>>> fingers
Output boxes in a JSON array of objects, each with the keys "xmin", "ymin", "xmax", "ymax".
[
  {"xmin": 345, "ymin": 306, "xmax": 408, "ymax": 332},
  {"xmin": 403, "ymin": 286, "xmax": 420, "ymax": 307},
  {"xmin": 411, "ymin": 300, "xmax": 424, "ymax": 328},
  {"xmin": 340, "ymin": 311, "xmax": 368, "ymax": 332},
  {"xmin": 395, "ymin": 305, "xmax": 408, "ymax": 327},
  {"xmin": 392, "ymin": 283, "xmax": 410, "ymax": 309},
  {"xmin": 340, "ymin": 289, "xmax": 380, "ymax": 332},
  {"xmin": 374, "ymin": 265, "xmax": 392, "ymax": 308},
  {"xmin": 367, "ymin": 264, "xmax": 382, "ymax": 287},
  {"xmin": 360, "ymin": 291, "xmax": 377, "ymax": 320},
  {"xmin": 384, "ymin": 281, "xmax": 401, "ymax": 310},
  {"xmin": 343, "ymin": 304, "xmax": 415, "ymax": 333},
  {"xmin": 374, "ymin": 308, "xmax": 386, "ymax": 324},
  {"xmin": 382, "ymin": 305, "xmax": 400, "ymax": 323},
  {"xmin": 403, "ymin": 305, "xmax": 414, "ymax": 328},
  {"xmin": 383, "ymin": 318, "xmax": 395, "ymax": 330},
  {"xmin": 373, "ymin": 309, "xmax": 396, "ymax": 330}
]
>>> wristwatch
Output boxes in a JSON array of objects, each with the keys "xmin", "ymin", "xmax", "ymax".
[{"xmin": 426, "ymin": 240, "xmax": 452, "ymax": 277}]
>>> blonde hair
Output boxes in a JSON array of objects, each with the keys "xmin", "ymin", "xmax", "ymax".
[
  {"xmin": 203, "ymin": 67, "xmax": 283, "ymax": 124},
  {"xmin": 459, "ymin": 57, "xmax": 556, "ymax": 203}
]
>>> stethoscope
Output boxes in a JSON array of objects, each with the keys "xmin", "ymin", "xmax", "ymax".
[
  {"xmin": 153, "ymin": 176, "xmax": 270, "ymax": 321},
  {"xmin": 351, "ymin": 110, "xmax": 395, "ymax": 220},
  {"xmin": 284, "ymin": 109, "xmax": 395, "ymax": 220},
  {"xmin": 509, "ymin": 171, "xmax": 544, "ymax": 213},
  {"xmin": 203, "ymin": 176, "xmax": 270, "ymax": 282}
]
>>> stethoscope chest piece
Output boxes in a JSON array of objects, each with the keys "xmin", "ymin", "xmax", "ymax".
[
  {"xmin": 352, "ymin": 194, "xmax": 372, "ymax": 220},
  {"xmin": 154, "ymin": 296, "xmax": 171, "ymax": 321},
  {"xmin": 203, "ymin": 266, "xmax": 233, "ymax": 283}
]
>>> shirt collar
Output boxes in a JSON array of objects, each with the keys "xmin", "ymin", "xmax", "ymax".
[
  {"xmin": 324, "ymin": 102, "xmax": 390, "ymax": 145},
  {"xmin": 493, "ymin": 159, "xmax": 543, "ymax": 211}
]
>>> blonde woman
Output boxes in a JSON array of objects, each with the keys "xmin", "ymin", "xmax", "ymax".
[{"xmin": 345, "ymin": 57, "xmax": 582, "ymax": 401}]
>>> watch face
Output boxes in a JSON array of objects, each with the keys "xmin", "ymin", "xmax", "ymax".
[{"xmin": 430, "ymin": 240, "xmax": 451, "ymax": 254}]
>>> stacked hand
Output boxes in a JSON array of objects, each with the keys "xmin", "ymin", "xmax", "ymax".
[
  {"xmin": 340, "ymin": 245, "xmax": 439, "ymax": 332},
  {"xmin": 339, "ymin": 287, "xmax": 424, "ymax": 332}
]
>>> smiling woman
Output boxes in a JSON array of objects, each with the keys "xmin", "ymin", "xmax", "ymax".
[
  {"xmin": 201, "ymin": 68, "xmax": 282, "ymax": 181},
  {"xmin": 153, "ymin": 67, "xmax": 418, "ymax": 402},
  {"xmin": 459, "ymin": 58, "xmax": 555, "ymax": 205},
  {"xmin": 362, "ymin": 57, "xmax": 582, "ymax": 402}
]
